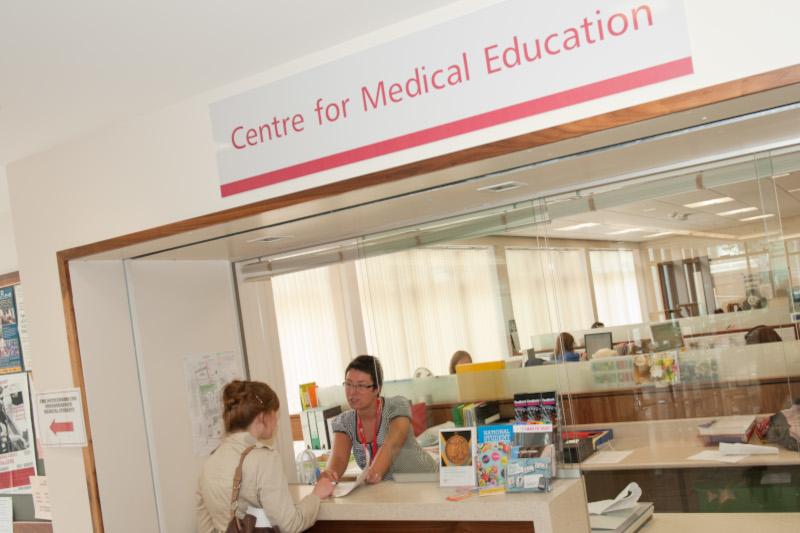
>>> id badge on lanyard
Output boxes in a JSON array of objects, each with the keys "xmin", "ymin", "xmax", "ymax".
[{"xmin": 357, "ymin": 398, "xmax": 381, "ymax": 464}]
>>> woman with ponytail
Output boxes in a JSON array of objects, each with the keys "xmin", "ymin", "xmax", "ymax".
[{"xmin": 196, "ymin": 380, "xmax": 333, "ymax": 533}]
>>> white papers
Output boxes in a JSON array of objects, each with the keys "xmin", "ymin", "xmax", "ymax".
[
  {"xmin": 719, "ymin": 442, "xmax": 778, "ymax": 455},
  {"xmin": 183, "ymin": 351, "xmax": 242, "ymax": 456},
  {"xmin": 0, "ymin": 498, "xmax": 11, "ymax": 533},
  {"xmin": 687, "ymin": 450, "xmax": 744, "ymax": 463},
  {"xmin": 246, "ymin": 507, "xmax": 272, "ymax": 527},
  {"xmin": 582, "ymin": 451, "xmax": 633, "ymax": 464},
  {"xmin": 30, "ymin": 476, "xmax": 51, "ymax": 520},
  {"xmin": 588, "ymin": 482, "xmax": 641, "ymax": 515},
  {"xmin": 331, "ymin": 466, "xmax": 369, "ymax": 497}
]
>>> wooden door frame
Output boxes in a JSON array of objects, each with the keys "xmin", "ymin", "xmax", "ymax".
[{"xmin": 52, "ymin": 65, "xmax": 800, "ymax": 532}]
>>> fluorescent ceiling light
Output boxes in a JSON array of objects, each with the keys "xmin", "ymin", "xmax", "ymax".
[
  {"xmin": 683, "ymin": 197, "xmax": 734, "ymax": 208},
  {"xmin": 477, "ymin": 181, "xmax": 526, "ymax": 193},
  {"xmin": 644, "ymin": 232, "xmax": 674, "ymax": 238},
  {"xmin": 717, "ymin": 207, "xmax": 757, "ymax": 216},
  {"xmin": 772, "ymin": 173, "xmax": 789, "ymax": 179},
  {"xmin": 788, "ymin": 188, "xmax": 800, "ymax": 193},
  {"xmin": 642, "ymin": 208, "xmax": 656, "ymax": 212},
  {"xmin": 555, "ymin": 222, "xmax": 599, "ymax": 231},
  {"xmin": 246, "ymin": 235, "xmax": 293, "ymax": 243},
  {"xmin": 607, "ymin": 228, "xmax": 643, "ymax": 235},
  {"xmin": 740, "ymin": 214, "xmax": 774, "ymax": 222}
]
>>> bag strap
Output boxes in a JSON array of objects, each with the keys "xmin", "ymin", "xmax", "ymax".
[{"xmin": 229, "ymin": 445, "xmax": 256, "ymax": 521}]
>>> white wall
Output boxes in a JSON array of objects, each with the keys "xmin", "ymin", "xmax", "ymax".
[
  {"xmin": 6, "ymin": 3, "xmax": 800, "ymax": 530},
  {"xmin": 70, "ymin": 261, "xmax": 159, "ymax": 533},
  {"xmin": 0, "ymin": 168, "xmax": 18, "ymax": 274}
]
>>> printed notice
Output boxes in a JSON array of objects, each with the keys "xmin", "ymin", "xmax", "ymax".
[
  {"xmin": 35, "ymin": 388, "xmax": 87, "ymax": 447},
  {"xmin": 0, "ymin": 497, "xmax": 11, "ymax": 532},
  {"xmin": 184, "ymin": 351, "xmax": 242, "ymax": 456},
  {"xmin": 30, "ymin": 476, "xmax": 51, "ymax": 520},
  {"xmin": 0, "ymin": 373, "xmax": 37, "ymax": 493}
]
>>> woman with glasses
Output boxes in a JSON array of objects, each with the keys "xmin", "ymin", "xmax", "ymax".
[{"xmin": 318, "ymin": 355, "xmax": 437, "ymax": 484}]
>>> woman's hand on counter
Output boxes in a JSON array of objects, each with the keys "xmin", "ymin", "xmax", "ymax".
[
  {"xmin": 365, "ymin": 466, "xmax": 383, "ymax": 484},
  {"xmin": 312, "ymin": 477, "xmax": 335, "ymax": 500},
  {"xmin": 318, "ymin": 469, "xmax": 339, "ymax": 483}
]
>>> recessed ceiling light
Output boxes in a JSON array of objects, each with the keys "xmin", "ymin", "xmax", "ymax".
[
  {"xmin": 717, "ymin": 207, "xmax": 757, "ymax": 216},
  {"xmin": 683, "ymin": 197, "xmax": 734, "ymax": 208},
  {"xmin": 740, "ymin": 214, "xmax": 774, "ymax": 222},
  {"xmin": 644, "ymin": 232, "xmax": 674, "ymax": 238},
  {"xmin": 247, "ymin": 235, "xmax": 293, "ymax": 243},
  {"xmin": 477, "ymin": 181, "xmax": 526, "ymax": 193},
  {"xmin": 555, "ymin": 222, "xmax": 599, "ymax": 231},
  {"xmin": 607, "ymin": 228, "xmax": 643, "ymax": 235}
]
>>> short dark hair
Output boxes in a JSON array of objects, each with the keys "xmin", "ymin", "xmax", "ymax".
[{"xmin": 345, "ymin": 355, "xmax": 383, "ymax": 390}]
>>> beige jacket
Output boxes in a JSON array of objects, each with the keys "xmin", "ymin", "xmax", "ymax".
[{"xmin": 196, "ymin": 432, "xmax": 320, "ymax": 533}]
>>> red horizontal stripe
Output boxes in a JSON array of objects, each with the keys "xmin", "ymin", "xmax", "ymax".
[{"xmin": 221, "ymin": 57, "xmax": 694, "ymax": 197}]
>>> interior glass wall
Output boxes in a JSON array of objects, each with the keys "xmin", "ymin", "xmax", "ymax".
[{"xmin": 250, "ymin": 143, "xmax": 800, "ymax": 512}]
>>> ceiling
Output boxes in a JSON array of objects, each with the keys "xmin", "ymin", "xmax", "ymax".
[{"xmin": 0, "ymin": 1, "xmax": 458, "ymax": 169}]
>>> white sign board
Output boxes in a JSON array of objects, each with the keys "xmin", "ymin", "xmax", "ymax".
[
  {"xmin": 210, "ymin": 0, "xmax": 692, "ymax": 197},
  {"xmin": 35, "ymin": 388, "xmax": 87, "ymax": 447}
]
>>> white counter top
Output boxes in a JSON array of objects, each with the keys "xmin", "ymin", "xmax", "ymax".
[{"xmin": 290, "ymin": 477, "xmax": 589, "ymax": 533}]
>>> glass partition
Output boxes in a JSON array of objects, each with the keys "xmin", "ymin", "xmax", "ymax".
[{"xmin": 245, "ymin": 142, "xmax": 800, "ymax": 512}]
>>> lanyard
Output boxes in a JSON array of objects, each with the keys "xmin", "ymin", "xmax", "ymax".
[{"xmin": 356, "ymin": 398, "xmax": 381, "ymax": 463}]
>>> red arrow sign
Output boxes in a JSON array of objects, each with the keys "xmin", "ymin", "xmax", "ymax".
[{"xmin": 50, "ymin": 419, "xmax": 74, "ymax": 435}]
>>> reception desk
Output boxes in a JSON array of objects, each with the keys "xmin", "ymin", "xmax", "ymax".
[{"xmin": 289, "ymin": 477, "xmax": 589, "ymax": 533}]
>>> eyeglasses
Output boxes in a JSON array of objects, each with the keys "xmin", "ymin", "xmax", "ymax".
[{"xmin": 343, "ymin": 381, "xmax": 375, "ymax": 392}]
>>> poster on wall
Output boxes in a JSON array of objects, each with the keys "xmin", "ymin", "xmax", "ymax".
[
  {"xmin": 0, "ymin": 372, "xmax": 37, "ymax": 494},
  {"xmin": 12, "ymin": 286, "xmax": 31, "ymax": 371},
  {"xmin": 0, "ymin": 289, "xmax": 22, "ymax": 374},
  {"xmin": 183, "ymin": 351, "xmax": 242, "ymax": 456}
]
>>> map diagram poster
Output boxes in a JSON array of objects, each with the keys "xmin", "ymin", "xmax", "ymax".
[
  {"xmin": 0, "ymin": 372, "xmax": 36, "ymax": 494},
  {"xmin": 183, "ymin": 351, "xmax": 241, "ymax": 456}
]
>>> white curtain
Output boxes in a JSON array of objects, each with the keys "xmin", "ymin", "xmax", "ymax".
[
  {"xmin": 589, "ymin": 249, "xmax": 643, "ymax": 326},
  {"xmin": 357, "ymin": 247, "xmax": 505, "ymax": 378},
  {"xmin": 505, "ymin": 248, "xmax": 594, "ymax": 351},
  {"xmin": 271, "ymin": 265, "xmax": 352, "ymax": 413}
]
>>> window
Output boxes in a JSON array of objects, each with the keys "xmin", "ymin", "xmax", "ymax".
[
  {"xmin": 589, "ymin": 249, "xmax": 643, "ymax": 325},
  {"xmin": 506, "ymin": 248, "xmax": 594, "ymax": 350},
  {"xmin": 271, "ymin": 265, "xmax": 353, "ymax": 413},
  {"xmin": 357, "ymin": 247, "xmax": 505, "ymax": 377}
]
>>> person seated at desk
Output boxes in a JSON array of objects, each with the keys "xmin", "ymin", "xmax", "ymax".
[
  {"xmin": 319, "ymin": 355, "xmax": 438, "ymax": 485},
  {"xmin": 591, "ymin": 321, "xmax": 604, "ymax": 329},
  {"xmin": 745, "ymin": 325, "xmax": 782, "ymax": 344},
  {"xmin": 449, "ymin": 350, "xmax": 472, "ymax": 374},
  {"xmin": 553, "ymin": 332, "xmax": 586, "ymax": 362}
]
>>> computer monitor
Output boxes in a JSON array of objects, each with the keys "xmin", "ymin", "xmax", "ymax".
[
  {"xmin": 584, "ymin": 331, "xmax": 613, "ymax": 356},
  {"xmin": 650, "ymin": 320, "xmax": 684, "ymax": 352}
]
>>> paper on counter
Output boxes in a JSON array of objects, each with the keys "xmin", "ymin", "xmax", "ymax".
[
  {"xmin": 331, "ymin": 466, "xmax": 369, "ymax": 497},
  {"xmin": 582, "ymin": 450, "xmax": 633, "ymax": 464},
  {"xmin": 719, "ymin": 442, "xmax": 778, "ymax": 455},
  {"xmin": 687, "ymin": 450, "xmax": 744, "ymax": 463},
  {"xmin": 588, "ymin": 482, "xmax": 641, "ymax": 515}
]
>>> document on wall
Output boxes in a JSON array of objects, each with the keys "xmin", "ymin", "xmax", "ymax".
[
  {"xmin": 0, "ymin": 372, "xmax": 37, "ymax": 494},
  {"xmin": 184, "ymin": 351, "xmax": 242, "ymax": 456},
  {"xmin": 0, "ymin": 497, "xmax": 11, "ymax": 532},
  {"xmin": 29, "ymin": 476, "xmax": 51, "ymax": 520}
]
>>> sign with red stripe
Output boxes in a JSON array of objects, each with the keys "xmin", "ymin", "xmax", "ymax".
[{"xmin": 210, "ymin": 0, "xmax": 693, "ymax": 197}]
